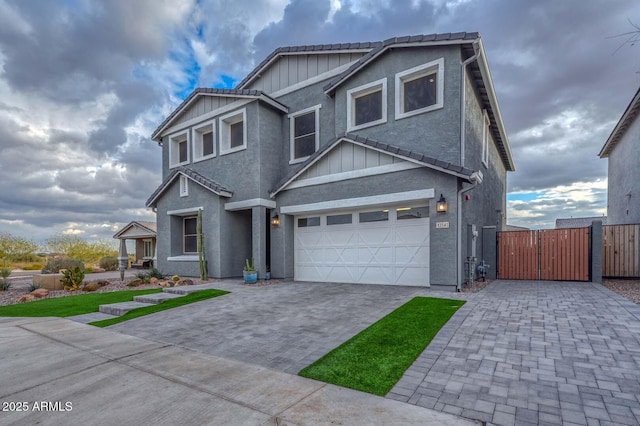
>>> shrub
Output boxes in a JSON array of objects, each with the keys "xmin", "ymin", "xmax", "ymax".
[
  {"xmin": 42, "ymin": 258, "xmax": 85, "ymax": 274},
  {"xmin": 135, "ymin": 271, "xmax": 151, "ymax": 284},
  {"xmin": 0, "ymin": 268, "xmax": 10, "ymax": 280},
  {"xmin": 148, "ymin": 268, "xmax": 165, "ymax": 279},
  {"xmin": 23, "ymin": 263, "xmax": 43, "ymax": 271},
  {"xmin": 126, "ymin": 279, "xmax": 143, "ymax": 287},
  {"xmin": 99, "ymin": 256, "xmax": 119, "ymax": 271},
  {"xmin": 61, "ymin": 266, "xmax": 85, "ymax": 291},
  {"xmin": 1, "ymin": 281, "xmax": 11, "ymax": 291},
  {"xmin": 28, "ymin": 282, "xmax": 41, "ymax": 292},
  {"xmin": 172, "ymin": 275, "xmax": 180, "ymax": 282}
]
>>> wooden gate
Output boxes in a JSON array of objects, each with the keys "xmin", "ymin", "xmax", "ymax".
[
  {"xmin": 603, "ymin": 224, "xmax": 640, "ymax": 277},
  {"xmin": 498, "ymin": 228, "xmax": 590, "ymax": 281}
]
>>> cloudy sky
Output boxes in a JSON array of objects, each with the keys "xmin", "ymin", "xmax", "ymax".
[{"xmin": 0, "ymin": 0, "xmax": 638, "ymax": 244}]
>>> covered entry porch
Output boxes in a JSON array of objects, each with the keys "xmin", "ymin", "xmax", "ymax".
[{"xmin": 113, "ymin": 221, "xmax": 157, "ymax": 269}]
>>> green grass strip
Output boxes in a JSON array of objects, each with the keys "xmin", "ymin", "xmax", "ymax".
[
  {"xmin": 299, "ymin": 297, "xmax": 465, "ymax": 396},
  {"xmin": 90, "ymin": 289, "xmax": 229, "ymax": 328},
  {"xmin": 0, "ymin": 289, "xmax": 162, "ymax": 318}
]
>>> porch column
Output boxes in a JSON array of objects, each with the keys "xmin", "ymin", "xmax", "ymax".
[
  {"xmin": 118, "ymin": 239, "xmax": 128, "ymax": 281},
  {"xmin": 251, "ymin": 206, "xmax": 267, "ymax": 279}
]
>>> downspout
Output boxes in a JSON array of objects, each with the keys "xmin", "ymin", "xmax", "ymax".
[
  {"xmin": 457, "ymin": 41, "xmax": 482, "ymax": 292},
  {"xmin": 456, "ymin": 171, "xmax": 483, "ymax": 292}
]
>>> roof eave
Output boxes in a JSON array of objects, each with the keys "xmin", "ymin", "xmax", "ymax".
[{"xmin": 599, "ymin": 87, "xmax": 640, "ymax": 158}]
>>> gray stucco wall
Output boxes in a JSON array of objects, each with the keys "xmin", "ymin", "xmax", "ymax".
[
  {"xmin": 460, "ymin": 68, "xmax": 507, "ymax": 281},
  {"xmin": 607, "ymin": 114, "xmax": 640, "ymax": 224},
  {"xmin": 332, "ymin": 46, "xmax": 463, "ymax": 165},
  {"xmin": 274, "ymin": 167, "xmax": 459, "ymax": 286},
  {"xmin": 155, "ymin": 179, "xmax": 222, "ymax": 278}
]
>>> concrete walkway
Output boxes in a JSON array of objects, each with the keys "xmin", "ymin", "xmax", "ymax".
[
  {"xmin": 389, "ymin": 280, "xmax": 640, "ymax": 425},
  {"xmin": 0, "ymin": 317, "xmax": 474, "ymax": 425}
]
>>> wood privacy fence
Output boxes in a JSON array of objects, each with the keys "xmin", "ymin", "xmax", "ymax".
[
  {"xmin": 603, "ymin": 224, "xmax": 640, "ymax": 278},
  {"xmin": 498, "ymin": 228, "xmax": 590, "ymax": 281}
]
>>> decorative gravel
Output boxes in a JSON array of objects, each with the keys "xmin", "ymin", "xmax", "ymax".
[
  {"xmin": 0, "ymin": 277, "xmax": 208, "ymax": 307},
  {"xmin": 601, "ymin": 279, "xmax": 640, "ymax": 305}
]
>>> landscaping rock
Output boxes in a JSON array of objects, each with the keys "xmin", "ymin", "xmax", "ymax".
[
  {"xmin": 17, "ymin": 294, "xmax": 35, "ymax": 303},
  {"xmin": 150, "ymin": 277, "xmax": 159, "ymax": 284},
  {"xmin": 158, "ymin": 281, "xmax": 171, "ymax": 287},
  {"xmin": 31, "ymin": 288, "xmax": 49, "ymax": 298},
  {"xmin": 83, "ymin": 283, "xmax": 101, "ymax": 292},
  {"xmin": 175, "ymin": 279, "xmax": 194, "ymax": 287}
]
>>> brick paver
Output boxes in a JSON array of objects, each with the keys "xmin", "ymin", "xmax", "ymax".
[{"xmin": 389, "ymin": 280, "xmax": 640, "ymax": 425}]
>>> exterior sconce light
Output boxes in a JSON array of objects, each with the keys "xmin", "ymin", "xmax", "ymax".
[
  {"xmin": 271, "ymin": 214, "xmax": 280, "ymax": 227},
  {"xmin": 436, "ymin": 194, "xmax": 447, "ymax": 213}
]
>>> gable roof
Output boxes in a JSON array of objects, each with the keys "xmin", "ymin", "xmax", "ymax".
[
  {"xmin": 151, "ymin": 88, "xmax": 288, "ymax": 141},
  {"xmin": 113, "ymin": 221, "xmax": 157, "ymax": 239},
  {"xmin": 270, "ymin": 132, "xmax": 479, "ymax": 197},
  {"xmin": 236, "ymin": 42, "xmax": 380, "ymax": 90},
  {"xmin": 599, "ymin": 86, "xmax": 640, "ymax": 158},
  {"xmin": 146, "ymin": 167, "xmax": 233, "ymax": 208}
]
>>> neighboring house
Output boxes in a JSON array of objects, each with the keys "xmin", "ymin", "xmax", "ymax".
[
  {"xmin": 555, "ymin": 216, "xmax": 607, "ymax": 229},
  {"xmin": 147, "ymin": 33, "xmax": 515, "ymax": 290},
  {"xmin": 599, "ymin": 86, "xmax": 640, "ymax": 225},
  {"xmin": 504, "ymin": 224, "xmax": 529, "ymax": 232},
  {"xmin": 113, "ymin": 221, "xmax": 157, "ymax": 268}
]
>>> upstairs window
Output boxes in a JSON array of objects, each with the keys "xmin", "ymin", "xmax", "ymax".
[
  {"xmin": 289, "ymin": 105, "xmax": 321, "ymax": 163},
  {"xmin": 193, "ymin": 119, "xmax": 216, "ymax": 162},
  {"xmin": 169, "ymin": 130, "xmax": 190, "ymax": 168},
  {"xmin": 183, "ymin": 216, "xmax": 197, "ymax": 253},
  {"xmin": 220, "ymin": 108, "xmax": 247, "ymax": 155},
  {"xmin": 347, "ymin": 78, "xmax": 387, "ymax": 131},
  {"xmin": 395, "ymin": 58, "xmax": 444, "ymax": 120}
]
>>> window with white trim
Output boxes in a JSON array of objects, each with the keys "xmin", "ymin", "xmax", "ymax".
[
  {"xmin": 179, "ymin": 175, "xmax": 188, "ymax": 197},
  {"xmin": 395, "ymin": 58, "xmax": 444, "ymax": 120},
  {"xmin": 183, "ymin": 216, "xmax": 197, "ymax": 253},
  {"xmin": 289, "ymin": 105, "xmax": 320, "ymax": 163},
  {"xmin": 220, "ymin": 108, "xmax": 246, "ymax": 155},
  {"xmin": 169, "ymin": 130, "xmax": 190, "ymax": 168},
  {"xmin": 193, "ymin": 119, "xmax": 215, "ymax": 162},
  {"xmin": 482, "ymin": 109, "xmax": 490, "ymax": 167},
  {"xmin": 347, "ymin": 78, "xmax": 387, "ymax": 131},
  {"xmin": 143, "ymin": 240, "xmax": 153, "ymax": 258}
]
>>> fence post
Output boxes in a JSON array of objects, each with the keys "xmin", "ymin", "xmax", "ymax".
[{"xmin": 591, "ymin": 220, "xmax": 603, "ymax": 283}]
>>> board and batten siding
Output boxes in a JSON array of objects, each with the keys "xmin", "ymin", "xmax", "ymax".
[
  {"xmin": 247, "ymin": 53, "xmax": 366, "ymax": 94},
  {"xmin": 298, "ymin": 142, "xmax": 403, "ymax": 180},
  {"xmin": 173, "ymin": 96, "xmax": 238, "ymax": 126}
]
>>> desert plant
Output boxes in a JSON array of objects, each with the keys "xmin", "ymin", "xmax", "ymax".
[
  {"xmin": 147, "ymin": 268, "xmax": 165, "ymax": 279},
  {"xmin": 41, "ymin": 258, "xmax": 85, "ymax": 274},
  {"xmin": 28, "ymin": 282, "xmax": 41, "ymax": 292},
  {"xmin": 135, "ymin": 271, "xmax": 151, "ymax": 284},
  {"xmin": 171, "ymin": 275, "xmax": 180, "ymax": 282},
  {"xmin": 61, "ymin": 266, "xmax": 85, "ymax": 291},
  {"xmin": 99, "ymin": 256, "xmax": 118, "ymax": 271},
  {"xmin": 0, "ymin": 268, "xmax": 10, "ymax": 280},
  {"xmin": 45, "ymin": 235, "xmax": 117, "ymax": 264},
  {"xmin": 243, "ymin": 259, "xmax": 255, "ymax": 272},
  {"xmin": 126, "ymin": 279, "xmax": 144, "ymax": 287},
  {"xmin": 1, "ymin": 281, "xmax": 11, "ymax": 291},
  {"xmin": 23, "ymin": 263, "xmax": 44, "ymax": 271}
]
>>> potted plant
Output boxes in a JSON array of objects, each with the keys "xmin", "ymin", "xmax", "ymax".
[
  {"xmin": 265, "ymin": 266, "xmax": 271, "ymax": 280},
  {"xmin": 243, "ymin": 259, "xmax": 258, "ymax": 284}
]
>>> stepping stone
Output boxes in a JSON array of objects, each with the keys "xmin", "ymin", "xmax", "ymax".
[
  {"xmin": 134, "ymin": 293, "xmax": 184, "ymax": 304},
  {"xmin": 67, "ymin": 312, "xmax": 119, "ymax": 324},
  {"xmin": 164, "ymin": 283, "xmax": 222, "ymax": 295},
  {"xmin": 99, "ymin": 301, "xmax": 155, "ymax": 316}
]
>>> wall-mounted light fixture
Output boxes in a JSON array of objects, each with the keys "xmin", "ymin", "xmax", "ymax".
[
  {"xmin": 270, "ymin": 214, "xmax": 280, "ymax": 227},
  {"xmin": 436, "ymin": 194, "xmax": 447, "ymax": 213}
]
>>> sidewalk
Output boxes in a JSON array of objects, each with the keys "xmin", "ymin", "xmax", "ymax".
[{"xmin": 0, "ymin": 317, "xmax": 476, "ymax": 425}]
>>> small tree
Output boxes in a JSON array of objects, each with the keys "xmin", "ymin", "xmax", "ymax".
[{"xmin": 0, "ymin": 233, "xmax": 39, "ymax": 262}]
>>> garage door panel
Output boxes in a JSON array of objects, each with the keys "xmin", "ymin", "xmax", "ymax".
[{"xmin": 294, "ymin": 207, "xmax": 429, "ymax": 286}]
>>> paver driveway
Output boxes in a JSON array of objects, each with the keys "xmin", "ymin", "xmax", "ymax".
[
  {"xmin": 110, "ymin": 279, "xmax": 640, "ymax": 425},
  {"xmin": 389, "ymin": 280, "xmax": 640, "ymax": 426},
  {"xmin": 108, "ymin": 280, "xmax": 466, "ymax": 374}
]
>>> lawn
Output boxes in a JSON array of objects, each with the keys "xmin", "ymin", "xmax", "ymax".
[
  {"xmin": 90, "ymin": 289, "xmax": 229, "ymax": 327},
  {"xmin": 0, "ymin": 289, "xmax": 162, "ymax": 318},
  {"xmin": 299, "ymin": 296, "xmax": 465, "ymax": 396}
]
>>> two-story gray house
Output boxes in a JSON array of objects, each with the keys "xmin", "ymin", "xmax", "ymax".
[
  {"xmin": 599, "ymin": 86, "xmax": 640, "ymax": 225},
  {"xmin": 147, "ymin": 33, "xmax": 515, "ymax": 291}
]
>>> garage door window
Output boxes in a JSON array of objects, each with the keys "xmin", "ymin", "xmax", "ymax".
[
  {"xmin": 359, "ymin": 210, "xmax": 389, "ymax": 223},
  {"xmin": 298, "ymin": 217, "xmax": 320, "ymax": 227},
  {"xmin": 327, "ymin": 214, "xmax": 352, "ymax": 225},
  {"xmin": 397, "ymin": 206, "xmax": 429, "ymax": 220}
]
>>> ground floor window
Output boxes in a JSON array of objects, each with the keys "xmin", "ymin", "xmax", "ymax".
[
  {"xmin": 143, "ymin": 240, "xmax": 153, "ymax": 258},
  {"xmin": 183, "ymin": 216, "xmax": 198, "ymax": 253}
]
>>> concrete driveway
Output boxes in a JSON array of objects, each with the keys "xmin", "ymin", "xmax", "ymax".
[{"xmin": 109, "ymin": 279, "xmax": 640, "ymax": 425}]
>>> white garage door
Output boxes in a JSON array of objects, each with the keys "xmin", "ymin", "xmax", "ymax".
[{"xmin": 294, "ymin": 205, "xmax": 430, "ymax": 286}]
